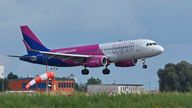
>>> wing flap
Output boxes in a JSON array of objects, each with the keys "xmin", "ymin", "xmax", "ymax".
[
  {"xmin": 40, "ymin": 51, "xmax": 89, "ymax": 58},
  {"xmin": 39, "ymin": 51, "xmax": 90, "ymax": 63}
]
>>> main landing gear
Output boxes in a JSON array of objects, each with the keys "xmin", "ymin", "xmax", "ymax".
[
  {"xmin": 81, "ymin": 66, "xmax": 110, "ymax": 75},
  {"xmin": 142, "ymin": 59, "xmax": 147, "ymax": 69},
  {"xmin": 102, "ymin": 68, "xmax": 110, "ymax": 75},
  {"xmin": 81, "ymin": 67, "xmax": 89, "ymax": 75},
  {"xmin": 102, "ymin": 65, "xmax": 110, "ymax": 75}
]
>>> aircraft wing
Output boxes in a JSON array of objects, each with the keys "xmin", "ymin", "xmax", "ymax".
[{"xmin": 39, "ymin": 51, "xmax": 91, "ymax": 63}]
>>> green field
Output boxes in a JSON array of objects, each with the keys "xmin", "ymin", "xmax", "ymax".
[{"xmin": 0, "ymin": 92, "xmax": 192, "ymax": 108}]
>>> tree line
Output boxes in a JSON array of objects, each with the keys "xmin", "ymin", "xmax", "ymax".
[{"xmin": 158, "ymin": 61, "xmax": 192, "ymax": 92}]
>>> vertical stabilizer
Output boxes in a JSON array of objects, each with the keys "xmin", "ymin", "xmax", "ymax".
[{"xmin": 20, "ymin": 26, "xmax": 49, "ymax": 54}]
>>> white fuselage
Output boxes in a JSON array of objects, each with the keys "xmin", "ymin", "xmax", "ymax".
[{"xmin": 99, "ymin": 39, "xmax": 164, "ymax": 62}]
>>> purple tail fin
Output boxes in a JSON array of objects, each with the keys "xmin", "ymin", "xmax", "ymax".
[{"xmin": 20, "ymin": 26, "xmax": 49, "ymax": 54}]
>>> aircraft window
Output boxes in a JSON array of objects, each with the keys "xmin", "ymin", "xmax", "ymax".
[
  {"xmin": 152, "ymin": 43, "xmax": 157, "ymax": 45},
  {"xmin": 146, "ymin": 43, "xmax": 157, "ymax": 46}
]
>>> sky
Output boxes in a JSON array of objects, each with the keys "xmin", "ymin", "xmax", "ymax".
[{"xmin": 0, "ymin": 0, "xmax": 192, "ymax": 90}]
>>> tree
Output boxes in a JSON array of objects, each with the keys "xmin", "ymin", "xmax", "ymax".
[
  {"xmin": 86, "ymin": 77, "xmax": 102, "ymax": 85},
  {"xmin": 7, "ymin": 72, "xmax": 18, "ymax": 79},
  {"xmin": 158, "ymin": 61, "xmax": 192, "ymax": 92}
]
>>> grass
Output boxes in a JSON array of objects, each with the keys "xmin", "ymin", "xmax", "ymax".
[{"xmin": 0, "ymin": 92, "xmax": 192, "ymax": 108}]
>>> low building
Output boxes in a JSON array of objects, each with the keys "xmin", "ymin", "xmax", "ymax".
[
  {"xmin": 8, "ymin": 78, "xmax": 75, "ymax": 94},
  {"xmin": 87, "ymin": 84, "xmax": 144, "ymax": 94}
]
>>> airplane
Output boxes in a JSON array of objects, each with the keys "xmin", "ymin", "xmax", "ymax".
[{"xmin": 9, "ymin": 25, "xmax": 164, "ymax": 75}]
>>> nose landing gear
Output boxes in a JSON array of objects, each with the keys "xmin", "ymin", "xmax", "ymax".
[{"xmin": 142, "ymin": 59, "xmax": 147, "ymax": 69}]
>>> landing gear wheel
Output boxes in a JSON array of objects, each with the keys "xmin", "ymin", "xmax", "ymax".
[
  {"xmin": 81, "ymin": 68, "xmax": 89, "ymax": 75},
  {"xmin": 142, "ymin": 59, "xmax": 147, "ymax": 69},
  {"xmin": 102, "ymin": 68, "xmax": 110, "ymax": 75},
  {"xmin": 143, "ymin": 64, "xmax": 147, "ymax": 69}
]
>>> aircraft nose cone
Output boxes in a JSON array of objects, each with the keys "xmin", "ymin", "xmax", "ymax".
[{"xmin": 157, "ymin": 46, "xmax": 164, "ymax": 54}]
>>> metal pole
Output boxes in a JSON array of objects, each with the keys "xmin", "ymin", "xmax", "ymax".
[
  {"xmin": 46, "ymin": 64, "xmax": 48, "ymax": 93},
  {"xmin": 45, "ymin": 55, "xmax": 48, "ymax": 93},
  {"xmin": 2, "ymin": 78, "xmax": 4, "ymax": 92}
]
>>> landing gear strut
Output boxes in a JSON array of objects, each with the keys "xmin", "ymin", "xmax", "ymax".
[
  {"xmin": 81, "ymin": 67, "xmax": 89, "ymax": 75},
  {"xmin": 142, "ymin": 59, "xmax": 147, "ymax": 69},
  {"xmin": 102, "ymin": 65, "xmax": 110, "ymax": 75}
]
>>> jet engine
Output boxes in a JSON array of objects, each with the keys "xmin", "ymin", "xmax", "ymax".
[
  {"xmin": 84, "ymin": 56, "xmax": 108, "ymax": 67},
  {"xmin": 115, "ymin": 59, "xmax": 138, "ymax": 67}
]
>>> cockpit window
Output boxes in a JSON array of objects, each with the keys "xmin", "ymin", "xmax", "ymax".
[
  {"xmin": 153, "ymin": 43, "xmax": 157, "ymax": 45},
  {"xmin": 152, "ymin": 43, "xmax": 157, "ymax": 45},
  {"xmin": 146, "ymin": 43, "xmax": 157, "ymax": 46}
]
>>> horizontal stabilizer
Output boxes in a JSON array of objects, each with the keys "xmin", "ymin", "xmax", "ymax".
[{"xmin": 7, "ymin": 55, "xmax": 21, "ymax": 58}]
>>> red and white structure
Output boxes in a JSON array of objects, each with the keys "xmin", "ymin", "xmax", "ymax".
[{"xmin": 26, "ymin": 72, "xmax": 55, "ymax": 89}]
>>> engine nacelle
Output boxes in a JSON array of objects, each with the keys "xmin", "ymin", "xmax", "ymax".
[
  {"xmin": 84, "ymin": 56, "xmax": 108, "ymax": 67},
  {"xmin": 20, "ymin": 55, "xmax": 37, "ymax": 62},
  {"xmin": 115, "ymin": 59, "xmax": 138, "ymax": 67}
]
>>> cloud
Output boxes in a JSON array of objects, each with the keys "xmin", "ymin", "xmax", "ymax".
[{"xmin": 0, "ymin": 0, "xmax": 147, "ymax": 41}]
